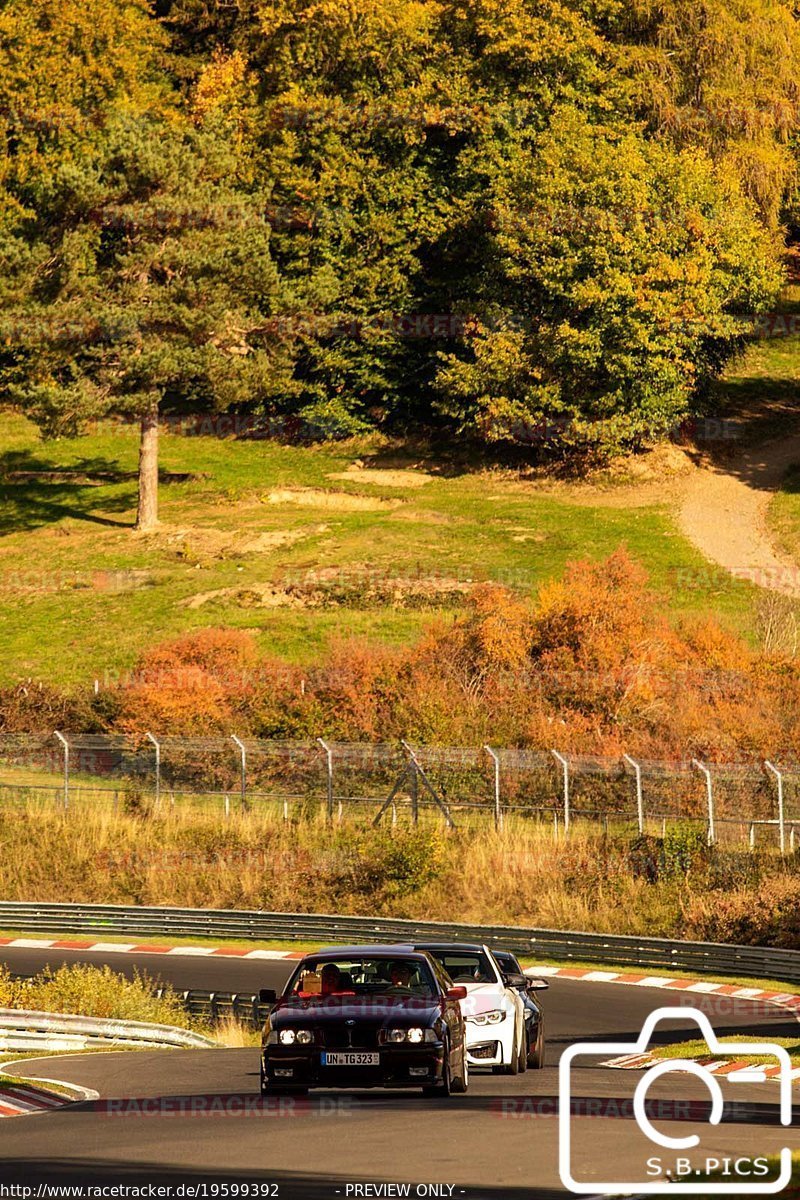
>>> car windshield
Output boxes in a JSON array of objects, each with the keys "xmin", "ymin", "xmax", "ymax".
[
  {"xmin": 288, "ymin": 956, "xmax": 437, "ymax": 998},
  {"xmin": 427, "ymin": 950, "xmax": 496, "ymax": 984}
]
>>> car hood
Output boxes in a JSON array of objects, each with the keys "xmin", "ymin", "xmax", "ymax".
[
  {"xmin": 457, "ymin": 982, "xmax": 511, "ymax": 1017},
  {"xmin": 271, "ymin": 995, "xmax": 440, "ymax": 1024}
]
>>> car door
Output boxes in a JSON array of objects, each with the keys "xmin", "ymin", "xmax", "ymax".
[
  {"xmin": 430, "ymin": 956, "xmax": 466, "ymax": 1057},
  {"xmin": 486, "ymin": 947, "xmax": 525, "ymax": 1052}
]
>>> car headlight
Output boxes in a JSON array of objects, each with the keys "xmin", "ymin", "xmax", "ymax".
[
  {"xmin": 279, "ymin": 1029, "xmax": 296, "ymax": 1044},
  {"xmin": 383, "ymin": 1027, "xmax": 438, "ymax": 1043},
  {"xmin": 295, "ymin": 1029, "xmax": 313, "ymax": 1044},
  {"xmin": 468, "ymin": 1009, "xmax": 506, "ymax": 1025}
]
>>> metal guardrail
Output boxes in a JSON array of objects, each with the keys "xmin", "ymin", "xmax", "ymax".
[
  {"xmin": 0, "ymin": 1006, "xmax": 217, "ymax": 1052},
  {"xmin": 0, "ymin": 902, "xmax": 797, "ymax": 985}
]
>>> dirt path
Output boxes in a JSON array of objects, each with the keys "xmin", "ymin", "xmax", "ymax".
[{"xmin": 676, "ymin": 434, "xmax": 800, "ymax": 596}]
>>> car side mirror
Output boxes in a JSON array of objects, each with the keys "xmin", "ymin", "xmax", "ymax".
[
  {"xmin": 526, "ymin": 978, "xmax": 549, "ymax": 991},
  {"xmin": 259, "ymin": 988, "xmax": 277, "ymax": 1004},
  {"xmin": 503, "ymin": 972, "xmax": 528, "ymax": 989},
  {"xmin": 446, "ymin": 986, "xmax": 467, "ymax": 1001}
]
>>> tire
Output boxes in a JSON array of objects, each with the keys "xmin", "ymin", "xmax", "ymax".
[
  {"xmin": 423, "ymin": 1044, "xmax": 454, "ymax": 1097},
  {"xmin": 506, "ymin": 1029, "xmax": 520, "ymax": 1075},
  {"xmin": 517, "ymin": 1026, "xmax": 527, "ymax": 1073},
  {"xmin": 527, "ymin": 1026, "xmax": 546, "ymax": 1070},
  {"xmin": 450, "ymin": 1041, "xmax": 469, "ymax": 1094}
]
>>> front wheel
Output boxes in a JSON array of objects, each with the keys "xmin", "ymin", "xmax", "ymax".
[
  {"xmin": 493, "ymin": 1029, "xmax": 520, "ymax": 1075},
  {"xmin": 517, "ymin": 1027, "xmax": 528, "ymax": 1073},
  {"xmin": 527, "ymin": 1026, "xmax": 546, "ymax": 1070},
  {"xmin": 450, "ymin": 1041, "xmax": 469, "ymax": 1094},
  {"xmin": 423, "ymin": 1045, "xmax": 453, "ymax": 1097}
]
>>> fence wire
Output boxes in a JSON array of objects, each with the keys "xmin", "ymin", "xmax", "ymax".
[{"xmin": 0, "ymin": 732, "xmax": 798, "ymax": 846}]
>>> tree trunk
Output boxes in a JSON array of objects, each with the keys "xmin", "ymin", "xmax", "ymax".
[{"xmin": 135, "ymin": 399, "xmax": 159, "ymax": 531}]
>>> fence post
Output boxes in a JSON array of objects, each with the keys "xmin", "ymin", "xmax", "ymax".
[
  {"xmin": 484, "ymin": 746, "xmax": 502, "ymax": 831},
  {"xmin": 551, "ymin": 750, "xmax": 570, "ymax": 833},
  {"xmin": 145, "ymin": 732, "xmax": 160, "ymax": 809},
  {"xmin": 764, "ymin": 761, "xmax": 786, "ymax": 855},
  {"xmin": 691, "ymin": 759, "xmax": 715, "ymax": 844},
  {"xmin": 622, "ymin": 754, "xmax": 644, "ymax": 834},
  {"xmin": 231, "ymin": 736, "xmax": 247, "ymax": 810},
  {"xmin": 54, "ymin": 731, "xmax": 69, "ymax": 812},
  {"xmin": 317, "ymin": 738, "xmax": 334, "ymax": 820}
]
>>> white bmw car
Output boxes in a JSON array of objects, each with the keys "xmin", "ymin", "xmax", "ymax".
[{"xmin": 396, "ymin": 941, "xmax": 527, "ymax": 1073}]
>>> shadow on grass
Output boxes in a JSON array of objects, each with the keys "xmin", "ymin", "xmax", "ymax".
[
  {"xmin": 0, "ymin": 451, "xmax": 136, "ymax": 534},
  {"xmin": 0, "ymin": 451, "xmax": 200, "ymax": 535}
]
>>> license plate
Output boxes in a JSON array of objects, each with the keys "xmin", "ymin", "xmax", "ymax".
[{"xmin": 321, "ymin": 1051, "xmax": 379, "ymax": 1066}]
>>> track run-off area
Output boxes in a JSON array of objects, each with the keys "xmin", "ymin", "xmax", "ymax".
[{"xmin": 0, "ymin": 945, "xmax": 797, "ymax": 1198}]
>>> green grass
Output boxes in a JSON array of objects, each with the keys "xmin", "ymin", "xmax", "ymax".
[
  {"xmin": 0, "ymin": 410, "xmax": 764, "ymax": 685},
  {"xmin": 652, "ymin": 1034, "xmax": 800, "ymax": 1066},
  {"xmin": 679, "ymin": 1154, "xmax": 800, "ymax": 1197}
]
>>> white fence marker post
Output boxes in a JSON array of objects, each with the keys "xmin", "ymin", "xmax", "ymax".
[
  {"xmin": 54, "ymin": 731, "xmax": 69, "ymax": 812},
  {"xmin": 145, "ymin": 732, "xmax": 160, "ymax": 809},
  {"xmin": 551, "ymin": 750, "xmax": 570, "ymax": 833},
  {"xmin": 691, "ymin": 759, "xmax": 715, "ymax": 844},
  {"xmin": 231, "ymin": 736, "xmax": 247, "ymax": 809},
  {"xmin": 317, "ymin": 738, "xmax": 334, "ymax": 820},
  {"xmin": 764, "ymin": 761, "xmax": 786, "ymax": 855},
  {"xmin": 484, "ymin": 746, "xmax": 502, "ymax": 831},
  {"xmin": 623, "ymin": 754, "xmax": 644, "ymax": 833}
]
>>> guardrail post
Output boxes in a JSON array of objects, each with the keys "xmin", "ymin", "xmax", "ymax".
[
  {"xmin": 551, "ymin": 750, "xmax": 570, "ymax": 833},
  {"xmin": 622, "ymin": 754, "xmax": 644, "ymax": 834},
  {"xmin": 691, "ymin": 759, "xmax": 715, "ymax": 844},
  {"xmin": 317, "ymin": 738, "xmax": 334, "ymax": 820},
  {"xmin": 54, "ymin": 731, "xmax": 69, "ymax": 811},
  {"xmin": 484, "ymin": 745, "xmax": 502, "ymax": 830},
  {"xmin": 764, "ymin": 761, "xmax": 786, "ymax": 854},
  {"xmin": 231, "ymin": 736, "xmax": 247, "ymax": 810},
  {"xmin": 145, "ymin": 733, "xmax": 160, "ymax": 809}
]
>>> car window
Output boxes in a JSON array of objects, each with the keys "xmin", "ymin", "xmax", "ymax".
[
  {"xmin": 428, "ymin": 951, "xmax": 497, "ymax": 984},
  {"xmin": 288, "ymin": 956, "xmax": 437, "ymax": 998},
  {"xmin": 493, "ymin": 951, "xmax": 521, "ymax": 974}
]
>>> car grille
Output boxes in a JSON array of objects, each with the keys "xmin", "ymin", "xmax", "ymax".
[
  {"xmin": 469, "ymin": 1042, "xmax": 499, "ymax": 1060},
  {"xmin": 322, "ymin": 1021, "xmax": 384, "ymax": 1049}
]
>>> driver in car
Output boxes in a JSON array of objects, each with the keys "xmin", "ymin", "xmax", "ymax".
[{"xmin": 388, "ymin": 961, "xmax": 414, "ymax": 990}]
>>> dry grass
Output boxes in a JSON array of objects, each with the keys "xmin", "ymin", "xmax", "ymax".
[{"xmin": 0, "ymin": 802, "xmax": 795, "ymax": 942}]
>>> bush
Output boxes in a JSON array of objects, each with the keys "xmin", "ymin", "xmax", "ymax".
[
  {"xmin": 2, "ymin": 963, "xmax": 192, "ymax": 1026},
  {"xmin": 683, "ymin": 878, "xmax": 800, "ymax": 950}
]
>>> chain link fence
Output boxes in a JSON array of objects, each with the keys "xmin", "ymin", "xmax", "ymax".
[{"xmin": 0, "ymin": 732, "xmax": 797, "ymax": 848}]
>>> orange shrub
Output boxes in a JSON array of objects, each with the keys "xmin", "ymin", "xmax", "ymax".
[{"xmin": 118, "ymin": 628, "xmax": 259, "ymax": 735}]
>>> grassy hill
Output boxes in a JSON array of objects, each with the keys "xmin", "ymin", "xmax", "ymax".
[{"xmin": 0, "ymin": 405, "xmax": 761, "ymax": 688}]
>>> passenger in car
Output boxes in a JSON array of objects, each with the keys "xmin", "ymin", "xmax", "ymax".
[{"xmin": 320, "ymin": 963, "xmax": 343, "ymax": 995}]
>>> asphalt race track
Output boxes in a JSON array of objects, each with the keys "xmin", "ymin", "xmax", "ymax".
[{"xmin": 0, "ymin": 946, "xmax": 797, "ymax": 1198}]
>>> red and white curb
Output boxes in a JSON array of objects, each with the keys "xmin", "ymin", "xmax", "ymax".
[
  {"xmin": 601, "ymin": 1051, "xmax": 800, "ymax": 1082},
  {"xmin": 529, "ymin": 965, "xmax": 800, "ymax": 1086},
  {"xmin": 0, "ymin": 1076, "xmax": 97, "ymax": 1118},
  {"xmin": 0, "ymin": 937, "xmax": 305, "ymax": 960},
  {"xmin": 528, "ymin": 965, "xmax": 800, "ymax": 1017}
]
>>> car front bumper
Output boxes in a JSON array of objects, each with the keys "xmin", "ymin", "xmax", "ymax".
[
  {"xmin": 464, "ymin": 1017, "xmax": 516, "ymax": 1068},
  {"xmin": 262, "ymin": 1045, "xmax": 446, "ymax": 1089}
]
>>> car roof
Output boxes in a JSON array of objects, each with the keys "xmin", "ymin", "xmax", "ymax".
[
  {"xmin": 310, "ymin": 944, "xmax": 430, "ymax": 959},
  {"xmin": 399, "ymin": 941, "xmax": 490, "ymax": 953}
]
